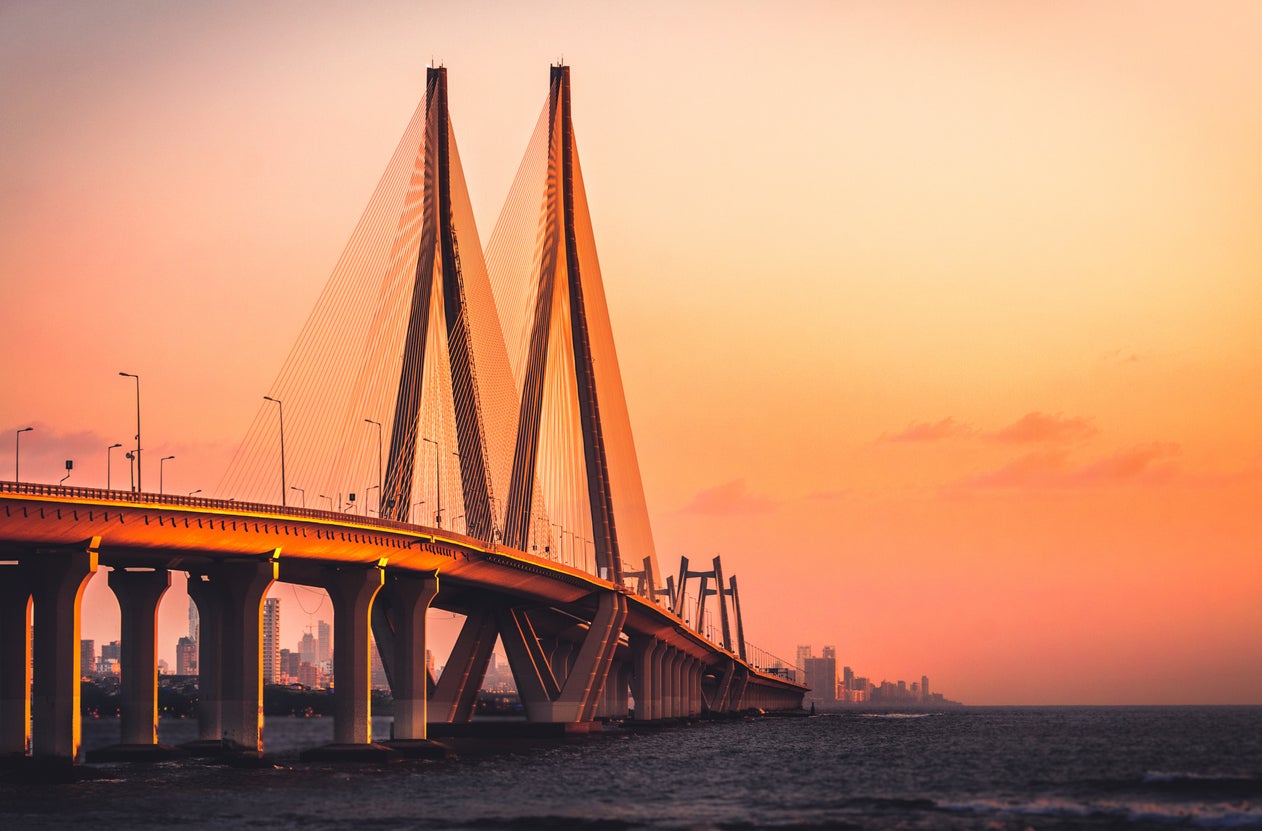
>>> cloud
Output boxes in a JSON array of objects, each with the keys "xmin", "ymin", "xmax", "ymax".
[
  {"xmin": 883, "ymin": 417, "xmax": 972, "ymax": 443},
  {"xmin": 679, "ymin": 479, "xmax": 777, "ymax": 515},
  {"xmin": 953, "ymin": 443, "xmax": 1181, "ymax": 491},
  {"xmin": 988, "ymin": 412, "xmax": 1097, "ymax": 444}
]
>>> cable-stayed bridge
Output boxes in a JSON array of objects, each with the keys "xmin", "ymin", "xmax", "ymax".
[{"xmin": 0, "ymin": 66, "xmax": 805, "ymax": 763}]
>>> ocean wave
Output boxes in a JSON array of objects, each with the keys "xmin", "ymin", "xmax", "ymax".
[{"xmin": 941, "ymin": 796, "xmax": 1262, "ymax": 827}]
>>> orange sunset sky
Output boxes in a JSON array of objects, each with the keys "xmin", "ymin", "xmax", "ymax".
[{"xmin": 2, "ymin": 2, "xmax": 1260, "ymax": 705}]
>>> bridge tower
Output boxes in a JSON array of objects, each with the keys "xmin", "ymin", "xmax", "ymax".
[
  {"xmin": 381, "ymin": 66, "xmax": 497, "ymax": 539},
  {"xmin": 501, "ymin": 66, "xmax": 659, "ymax": 589}
]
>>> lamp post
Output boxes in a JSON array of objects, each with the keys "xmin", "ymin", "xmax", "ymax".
[
  {"xmin": 106, "ymin": 442, "xmax": 122, "ymax": 490},
  {"xmin": 188, "ymin": 488, "xmax": 202, "ymax": 497},
  {"xmin": 125, "ymin": 451, "xmax": 135, "ymax": 491},
  {"xmin": 366, "ymin": 484, "xmax": 379, "ymax": 515},
  {"xmin": 422, "ymin": 436, "xmax": 440, "ymax": 527},
  {"xmin": 15, "ymin": 427, "xmax": 32, "ymax": 482},
  {"xmin": 159, "ymin": 455, "xmax": 174, "ymax": 495},
  {"xmin": 364, "ymin": 418, "xmax": 382, "ymax": 517},
  {"xmin": 263, "ymin": 396, "xmax": 286, "ymax": 507},
  {"xmin": 291, "ymin": 486, "xmax": 305, "ymax": 508},
  {"xmin": 319, "ymin": 493, "xmax": 333, "ymax": 510},
  {"xmin": 551, "ymin": 523, "xmax": 564, "ymax": 564},
  {"xmin": 119, "ymin": 372, "xmax": 141, "ymax": 491}
]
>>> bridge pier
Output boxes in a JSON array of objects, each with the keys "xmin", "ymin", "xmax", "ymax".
[
  {"xmin": 376, "ymin": 571, "xmax": 438, "ymax": 740},
  {"xmin": 107, "ymin": 568, "xmax": 170, "ymax": 746},
  {"xmin": 324, "ymin": 563, "xmax": 385, "ymax": 745},
  {"xmin": 0, "ymin": 564, "xmax": 31, "ymax": 756},
  {"xmin": 23, "ymin": 538, "xmax": 99, "ymax": 761},
  {"xmin": 187, "ymin": 553, "xmax": 277, "ymax": 754}
]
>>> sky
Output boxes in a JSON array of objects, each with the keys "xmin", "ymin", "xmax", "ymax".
[{"xmin": 2, "ymin": 1, "xmax": 1261, "ymax": 705}]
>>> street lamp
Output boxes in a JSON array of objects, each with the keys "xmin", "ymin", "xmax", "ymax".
[
  {"xmin": 159, "ymin": 455, "xmax": 174, "ymax": 495},
  {"xmin": 188, "ymin": 488, "xmax": 202, "ymax": 498},
  {"xmin": 366, "ymin": 484, "xmax": 379, "ymax": 515},
  {"xmin": 422, "ymin": 436, "xmax": 441, "ymax": 527},
  {"xmin": 106, "ymin": 442, "xmax": 122, "ymax": 490},
  {"xmin": 364, "ymin": 418, "xmax": 382, "ymax": 517},
  {"xmin": 551, "ymin": 523, "xmax": 564, "ymax": 564},
  {"xmin": 291, "ymin": 486, "xmax": 305, "ymax": 508},
  {"xmin": 14, "ymin": 427, "xmax": 32, "ymax": 482},
  {"xmin": 118, "ymin": 372, "xmax": 141, "ymax": 491},
  {"xmin": 263, "ymin": 396, "xmax": 286, "ymax": 507},
  {"xmin": 319, "ymin": 493, "xmax": 333, "ymax": 510}
]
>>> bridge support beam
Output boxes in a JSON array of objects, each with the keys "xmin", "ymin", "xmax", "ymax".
[
  {"xmin": 0, "ymin": 564, "xmax": 31, "ymax": 756},
  {"xmin": 431, "ymin": 607, "xmax": 497, "ymax": 723},
  {"xmin": 23, "ymin": 538, "xmax": 99, "ymax": 761},
  {"xmin": 186, "ymin": 573, "xmax": 222, "ymax": 741},
  {"xmin": 377, "ymin": 571, "xmax": 438, "ymax": 740},
  {"xmin": 107, "ymin": 568, "xmax": 170, "ymax": 745},
  {"xmin": 497, "ymin": 592, "xmax": 627, "ymax": 723}
]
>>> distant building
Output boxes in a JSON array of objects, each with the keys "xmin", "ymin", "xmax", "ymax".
[
  {"xmin": 80, "ymin": 639, "xmax": 95, "ymax": 676},
  {"xmin": 101, "ymin": 640, "xmax": 121, "ymax": 663},
  {"xmin": 299, "ymin": 630, "xmax": 317, "ymax": 667},
  {"xmin": 263, "ymin": 598, "xmax": 281, "ymax": 684},
  {"xmin": 796, "ymin": 645, "xmax": 812, "ymax": 685},
  {"xmin": 297, "ymin": 661, "xmax": 323, "ymax": 689},
  {"xmin": 804, "ymin": 655, "xmax": 837, "ymax": 705},
  {"xmin": 176, "ymin": 636, "xmax": 197, "ymax": 675},
  {"xmin": 188, "ymin": 596, "xmax": 199, "ymax": 642},
  {"xmin": 922, "ymin": 675, "xmax": 929, "ymax": 702},
  {"xmin": 317, "ymin": 620, "xmax": 331, "ymax": 665},
  {"xmin": 370, "ymin": 644, "xmax": 389, "ymax": 690}
]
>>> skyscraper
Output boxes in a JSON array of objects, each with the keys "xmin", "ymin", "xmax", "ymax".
[
  {"xmin": 263, "ymin": 597, "xmax": 281, "ymax": 685},
  {"xmin": 804, "ymin": 655, "xmax": 837, "ymax": 706},
  {"xmin": 176, "ymin": 636, "xmax": 197, "ymax": 675},
  {"xmin": 796, "ymin": 645, "xmax": 812, "ymax": 685},
  {"xmin": 188, "ymin": 596, "xmax": 200, "ymax": 643},
  {"xmin": 317, "ymin": 619, "xmax": 331, "ymax": 665},
  {"xmin": 299, "ymin": 630, "xmax": 317, "ymax": 666},
  {"xmin": 80, "ymin": 639, "xmax": 94, "ymax": 676}
]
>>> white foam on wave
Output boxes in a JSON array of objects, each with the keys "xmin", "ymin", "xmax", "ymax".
[{"xmin": 940, "ymin": 796, "xmax": 1262, "ymax": 827}]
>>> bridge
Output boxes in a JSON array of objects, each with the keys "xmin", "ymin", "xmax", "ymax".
[{"xmin": 0, "ymin": 66, "xmax": 805, "ymax": 763}]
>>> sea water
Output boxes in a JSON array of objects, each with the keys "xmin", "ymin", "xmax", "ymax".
[{"xmin": 3, "ymin": 706, "xmax": 1260, "ymax": 829}]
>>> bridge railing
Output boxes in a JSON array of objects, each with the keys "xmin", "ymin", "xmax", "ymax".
[{"xmin": 0, "ymin": 480, "xmax": 431, "ymax": 536}]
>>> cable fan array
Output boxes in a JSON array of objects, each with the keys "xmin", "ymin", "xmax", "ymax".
[{"xmin": 219, "ymin": 67, "xmax": 661, "ymax": 590}]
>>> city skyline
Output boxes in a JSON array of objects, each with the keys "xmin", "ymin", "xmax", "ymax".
[{"xmin": 3, "ymin": 2, "xmax": 1261, "ymax": 705}]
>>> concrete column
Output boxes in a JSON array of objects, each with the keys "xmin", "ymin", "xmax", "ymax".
[
  {"xmin": 660, "ymin": 647, "xmax": 676, "ymax": 718},
  {"xmin": 380, "ymin": 572, "xmax": 437, "ymax": 740},
  {"xmin": 324, "ymin": 564, "xmax": 385, "ymax": 744},
  {"xmin": 0, "ymin": 564, "xmax": 31, "ymax": 756},
  {"xmin": 215, "ymin": 555, "xmax": 277, "ymax": 753},
  {"xmin": 649, "ymin": 639, "xmax": 666, "ymax": 720},
  {"xmin": 690, "ymin": 660, "xmax": 702, "ymax": 716},
  {"xmin": 629, "ymin": 636, "xmax": 653, "ymax": 721},
  {"xmin": 108, "ymin": 568, "xmax": 170, "ymax": 745},
  {"xmin": 23, "ymin": 539, "xmax": 99, "ymax": 760},
  {"xmin": 671, "ymin": 650, "xmax": 686, "ymax": 718},
  {"xmin": 186, "ymin": 573, "xmax": 222, "ymax": 741}
]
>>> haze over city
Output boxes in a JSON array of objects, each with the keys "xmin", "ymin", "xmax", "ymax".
[{"xmin": 2, "ymin": 1, "xmax": 1260, "ymax": 706}]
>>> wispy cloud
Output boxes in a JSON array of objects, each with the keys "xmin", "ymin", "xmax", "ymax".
[
  {"xmin": 883, "ymin": 417, "xmax": 972, "ymax": 443},
  {"xmin": 679, "ymin": 479, "xmax": 777, "ymax": 515},
  {"xmin": 988, "ymin": 412, "xmax": 1096, "ymax": 444},
  {"xmin": 953, "ymin": 443, "xmax": 1182, "ymax": 491}
]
